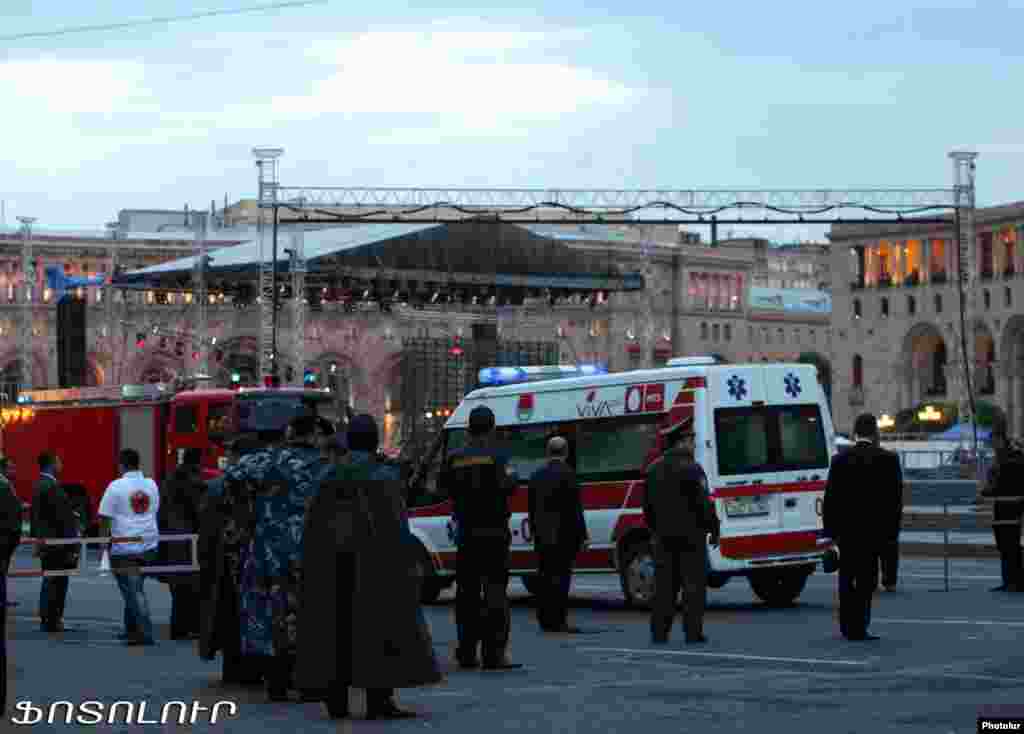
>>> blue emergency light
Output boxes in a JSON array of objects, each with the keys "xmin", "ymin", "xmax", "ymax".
[{"xmin": 477, "ymin": 364, "xmax": 608, "ymax": 387}]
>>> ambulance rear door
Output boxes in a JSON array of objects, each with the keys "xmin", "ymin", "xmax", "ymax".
[
  {"xmin": 706, "ymin": 365, "xmax": 785, "ymax": 534},
  {"xmin": 760, "ymin": 364, "xmax": 832, "ymax": 536}
]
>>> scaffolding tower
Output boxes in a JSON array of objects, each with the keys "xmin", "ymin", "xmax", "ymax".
[
  {"xmin": 950, "ymin": 151, "xmax": 980, "ymax": 471},
  {"xmin": 253, "ymin": 147, "xmax": 283, "ymax": 382},
  {"xmin": 17, "ymin": 216, "xmax": 36, "ymax": 395},
  {"xmin": 289, "ymin": 213, "xmax": 306, "ymax": 387},
  {"xmin": 193, "ymin": 209, "xmax": 210, "ymax": 378}
]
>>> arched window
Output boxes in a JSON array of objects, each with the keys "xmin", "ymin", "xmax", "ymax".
[
  {"xmin": 700, "ymin": 322, "xmax": 708, "ymax": 340},
  {"xmin": 1006, "ymin": 286, "xmax": 1013, "ymax": 308},
  {"xmin": 724, "ymin": 324, "xmax": 731, "ymax": 341},
  {"xmin": 712, "ymin": 324, "xmax": 720, "ymax": 342},
  {"xmin": 935, "ymin": 293, "xmax": 943, "ymax": 313},
  {"xmin": 853, "ymin": 298, "xmax": 862, "ymax": 318},
  {"xmin": 881, "ymin": 297, "xmax": 889, "ymax": 317},
  {"xmin": 852, "ymin": 354, "xmax": 863, "ymax": 388},
  {"xmin": 984, "ymin": 290, "xmax": 991, "ymax": 310},
  {"xmin": 907, "ymin": 295, "xmax": 916, "ymax": 316}
]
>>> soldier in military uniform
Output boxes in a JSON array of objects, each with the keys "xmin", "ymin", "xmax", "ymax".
[
  {"xmin": 221, "ymin": 414, "xmax": 323, "ymax": 701},
  {"xmin": 442, "ymin": 405, "xmax": 522, "ymax": 670},
  {"xmin": 982, "ymin": 417, "xmax": 1024, "ymax": 593},
  {"xmin": 643, "ymin": 418, "xmax": 720, "ymax": 644}
]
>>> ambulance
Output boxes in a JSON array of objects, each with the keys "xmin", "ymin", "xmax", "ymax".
[{"xmin": 406, "ymin": 357, "xmax": 836, "ymax": 608}]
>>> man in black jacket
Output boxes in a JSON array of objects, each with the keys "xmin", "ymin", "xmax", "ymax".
[
  {"xmin": 822, "ymin": 413, "xmax": 902, "ymax": 641},
  {"xmin": 528, "ymin": 436, "xmax": 588, "ymax": 633},
  {"xmin": 0, "ymin": 455, "xmax": 23, "ymax": 715},
  {"xmin": 643, "ymin": 419, "xmax": 720, "ymax": 644},
  {"xmin": 31, "ymin": 452, "xmax": 78, "ymax": 633},
  {"xmin": 982, "ymin": 418, "xmax": 1023, "ymax": 593},
  {"xmin": 159, "ymin": 448, "xmax": 204, "ymax": 639}
]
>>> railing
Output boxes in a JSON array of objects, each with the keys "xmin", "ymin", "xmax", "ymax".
[{"xmin": 893, "ymin": 448, "xmax": 993, "ymax": 480}]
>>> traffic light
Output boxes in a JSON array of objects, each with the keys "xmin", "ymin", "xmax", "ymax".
[
  {"xmin": 304, "ymin": 369, "xmax": 318, "ymax": 385},
  {"xmin": 231, "ymin": 372, "xmax": 241, "ymax": 384},
  {"xmin": 135, "ymin": 333, "xmax": 146, "ymax": 348},
  {"xmin": 285, "ymin": 366, "xmax": 295, "ymax": 382},
  {"xmin": 449, "ymin": 335, "xmax": 463, "ymax": 357}
]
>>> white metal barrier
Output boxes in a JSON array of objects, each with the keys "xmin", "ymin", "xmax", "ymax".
[{"xmin": 9, "ymin": 534, "xmax": 199, "ymax": 579}]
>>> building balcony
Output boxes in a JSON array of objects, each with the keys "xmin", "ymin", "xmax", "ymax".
[{"xmin": 849, "ymin": 385, "xmax": 865, "ymax": 405}]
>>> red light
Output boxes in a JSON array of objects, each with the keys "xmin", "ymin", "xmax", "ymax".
[
  {"xmin": 264, "ymin": 376, "xmax": 274, "ymax": 387},
  {"xmin": 449, "ymin": 346, "xmax": 463, "ymax": 356},
  {"xmin": 192, "ymin": 351, "xmax": 199, "ymax": 360}
]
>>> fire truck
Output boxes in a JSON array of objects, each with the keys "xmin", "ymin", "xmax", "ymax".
[
  {"xmin": 1, "ymin": 382, "xmax": 334, "ymax": 533},
  {"xmin": 407, "ymin": 358, "xmax": 836, "ymax": 608}
]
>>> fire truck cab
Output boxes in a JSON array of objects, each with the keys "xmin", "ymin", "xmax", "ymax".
[
  {"xmin": 407, "ymin": 358, "xmax": 836, "ymax": 608},
  {"xmin": 1, "ymin": 383, "xmax": 334, "ymax": 533}
]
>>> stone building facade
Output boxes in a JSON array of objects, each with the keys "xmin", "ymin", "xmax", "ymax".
[
  {"xmin": 0, "ymin": 222, "xmax": 832, "ymax": 449},
  {"xmin": 828, "ymin": 201, "xmax": 1024, "ymax": 435}
]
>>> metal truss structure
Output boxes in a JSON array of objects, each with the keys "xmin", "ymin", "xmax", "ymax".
[
  {"xmin": 950, "ymin": 152, "xmax": 979, "ymax": 462},
  {"xmin": 275, "ymin": 187, "xmax": 958, "ymax": 225},
  {"xmin": 192, "ymin": 210, "xmax": 210, "ymax": 379},
  {"xmin": 254, "ymin": 148, "xmax": 284, "ymax": 383},
  {"xmin": 256, "ymin": 152, "xmax": 980, "ymax": 466},
  {"xmin": 288, "ymin": 220, "xmax": 306, "ymax": 387},
  {"xmin": 17, "ymin": 217, "xmax": 36, "ymax": 394}
]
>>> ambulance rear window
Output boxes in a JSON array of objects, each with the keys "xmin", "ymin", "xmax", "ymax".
[{"xmin": 714, "ymin": 404, "xmax": 828, "ymax": 476}]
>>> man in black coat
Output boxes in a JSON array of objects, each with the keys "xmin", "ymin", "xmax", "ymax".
[
  {"xmin": 0, "ymin": 455, "xmax": 23, "ymax": 715},
  {"xmin": 159, "ymin": 448, "xmax": 204, "ymax": 639},
  {"xmin": 822, "ymin": 413, "xmax": 902, "ymax": 641},
  {"xmin": 981, "ymin": 418, "xmax": 1023, "ymax": 593},
  {"xmin": 643, "ymin": 419, "xmax": 720, "ymax": 644},
  {"xmin": 30, "ymin": 452, "xmax": 78, "ymax": 633},
  {"xmin": 528, "ymin": 436, "xmax": 588, "ymax": 633}
]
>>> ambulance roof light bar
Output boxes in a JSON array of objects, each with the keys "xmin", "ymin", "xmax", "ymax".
[
  {"xmin": 666, "ymin": 356, "xmax": 720, "ymax": 367},
  {"xmin": 477, "ymin": 364, "xmax": 607, "ymax": 387}
]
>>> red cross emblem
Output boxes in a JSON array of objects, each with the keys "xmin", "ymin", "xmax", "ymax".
[{"xmin": 130, "ymin": 491, "xmax": 151, "ymax": 514}]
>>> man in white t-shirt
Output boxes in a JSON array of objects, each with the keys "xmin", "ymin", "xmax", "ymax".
[{"xmin": 98, "ymin": 448, "xmax": 160, "ymax": 646}]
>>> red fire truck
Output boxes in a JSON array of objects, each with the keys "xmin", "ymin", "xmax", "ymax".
[{"xmin": 0, "ymin": 382, "xmax": 334, "ymax": 533}]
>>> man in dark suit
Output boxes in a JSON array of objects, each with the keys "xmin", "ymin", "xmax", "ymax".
[
  {"xmin": 643, "ymin": 419, "xmax": 720, "ymax": 644},
  {"xmin": 0, "ymin": 455, "xmax": 23, "ymax": 715},
  {"xmin": 30, "ymin": 452, "xmax": 79, "ymax": 633},
  {"xmin": 822, "ymin": 413, "xmax": 902, "ymax": 641},
  {"xmin": 981, "ymin": 416, "xmax": 1023, "ymax": 593},
  {"xmin": 528, "ymin": 436, "xmax": 588, "ymax": 633}
]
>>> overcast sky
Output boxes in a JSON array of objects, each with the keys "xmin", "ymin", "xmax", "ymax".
[{"xmin": 1, "ymin": 0, "xmax": 1022, "ymax": 240}]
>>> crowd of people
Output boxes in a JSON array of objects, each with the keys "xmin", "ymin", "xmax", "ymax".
[{"xmin": 0, "ymin": 405, "xmax": 1021, "ymax": 719}]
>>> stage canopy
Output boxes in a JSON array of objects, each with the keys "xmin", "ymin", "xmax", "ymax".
[{"xmin": 111, "ymin": 221, "xmax": 644, "ymax": 294}]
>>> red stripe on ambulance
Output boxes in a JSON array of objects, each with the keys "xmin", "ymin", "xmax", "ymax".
[{"xmin": 719, "ymin": 530, "xmax": 820, "ymax": 560}]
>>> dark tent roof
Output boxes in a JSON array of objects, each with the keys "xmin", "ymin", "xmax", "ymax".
[{"xmin": 111, "ymin": 222, "xmax": 644, "ymax": 292}]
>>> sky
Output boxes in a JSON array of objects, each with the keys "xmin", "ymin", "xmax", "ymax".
[{"xmin": 1, "ymin": 0, "xmax": 1023, "ymax": 242}]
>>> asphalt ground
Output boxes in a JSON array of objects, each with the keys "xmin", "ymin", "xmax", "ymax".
[{"xmin": 4, "ymin": 548, "xmax": 1023, "ymax": 733}]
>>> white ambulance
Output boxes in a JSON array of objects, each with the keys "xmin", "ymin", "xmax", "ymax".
[{"xmin": 407, "ymin": 357, "xmax": 836, "ymax": 608}]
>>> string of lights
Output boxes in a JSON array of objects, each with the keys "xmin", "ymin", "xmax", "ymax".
[{"xmin": 0, "ymin": 0, "xmax": 328, "ymax": 42}]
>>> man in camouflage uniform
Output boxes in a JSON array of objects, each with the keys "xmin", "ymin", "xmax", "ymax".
[{"xmin": 222, "ymin": 414, "xmax": 323, "ymax": 701}]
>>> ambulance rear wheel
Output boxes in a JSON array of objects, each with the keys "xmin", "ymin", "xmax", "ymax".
[
  {"xmin": 415, "ymin": 546, "xmax": 446, "ymax": 605},
  {"xmin": 619, "ymin": 539, "xmax": 656, "ymax": 609},
  {"xmin": 748, "ymin": 568, "xmax": 811, "ymax": 607}
]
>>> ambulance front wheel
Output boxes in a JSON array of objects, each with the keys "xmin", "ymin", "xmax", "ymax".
[{"xmin": 748, "ymin": 567, "xmax": 812, "ymax": 607}]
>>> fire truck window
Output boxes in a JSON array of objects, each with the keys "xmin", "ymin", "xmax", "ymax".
[
  {"xmin": 174, "ymin": 405, "xmax": 199, "ymax": 434},
  {"xmin": 206, "ymin": 403, "xmax": 234, "ymax": 439},
  {"xmin": 576, "ymin": 417, "xmax": 658, "ymax": 481}
]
